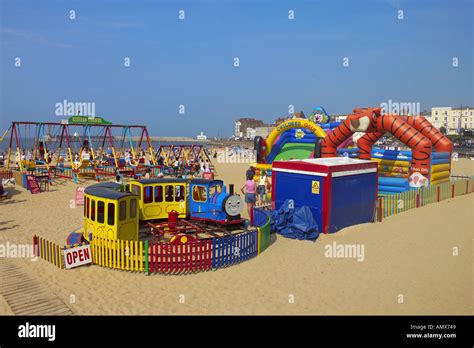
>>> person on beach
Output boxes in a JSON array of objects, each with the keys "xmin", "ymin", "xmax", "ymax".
[
  {"xmin": 241, "ymin": 173, "xmax": 256, "ymax": 221},
  {"xmin": 125, "ymin": 151, "xmax": 131, "ymax": 166},
  {"xmin": 199, "ymin": 158, "xmax": 205, "ymax": 177},
  {"xmin": 257, "ymin": 170, "xmax": 269, "ymax": 204},
  {"xmin": 246, "ymin": 166, "xmax": 256, "ymax": 180},
  {"xmin": 115, "ymin": 169, "xmax": 123, "ymax": 185},
  {"xmin": 172, "ymin": 158, "xmax": 179, "ymax": 177},
  {"xmin": 265, "ymin": 171, "xmax": 272, "ymax": 202}
]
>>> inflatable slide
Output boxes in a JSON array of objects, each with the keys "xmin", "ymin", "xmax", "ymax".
[{"xmin": 254, "ymin": 107, "xmax": 356, "ymax": 170}]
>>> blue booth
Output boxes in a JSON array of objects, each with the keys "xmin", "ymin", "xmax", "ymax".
[{"xmin": 272, "ymin": 158, "xmax": 378, "ymax": 233}]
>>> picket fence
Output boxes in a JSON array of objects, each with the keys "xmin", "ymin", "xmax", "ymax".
[
  {"xmin": 211, "ymin": 231, "xmax": 258, "ymax": 269},
  {"xmin": 148, "ymin": 239, "xmax": 213, "ymax": 274},
  {"xmin": 88, "ymin": 229, "xmax": 260, "ymax": 275},
  {"xmin": 33, "ymin": 235, "xmax": 64, "ymax": 269},
  {"xmin": 90, "ymin": 237, "xmax": 144, "ymax": 272},
  {"xmin": 0, "ymin": 169, "xmax": 13, "ymax": 180},
  {"xmin": 374, "ymin": 178, "xmax": 473, "ymax": 222}
]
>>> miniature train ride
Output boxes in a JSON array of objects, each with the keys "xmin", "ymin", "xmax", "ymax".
[{"xmin": 81, "ymin": 178, "xmax": 246, "ymax": 245}]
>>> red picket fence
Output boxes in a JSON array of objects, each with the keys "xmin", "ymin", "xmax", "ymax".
[
  {"xmin": 148, "ymin": 239, "xmax": 213, "ymax": 274},
  {"xmin": 0, "ymin": 169, "xmax": 13, "ymax": 180}
]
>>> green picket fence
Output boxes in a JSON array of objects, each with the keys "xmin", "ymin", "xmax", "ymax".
[{"xmin": 374, "ymin": 178, "xmax": 473, "ymax": 222}]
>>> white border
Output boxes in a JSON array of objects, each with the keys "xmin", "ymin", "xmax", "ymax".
[
  {"xmin": 332, "ymin": 168, "xmax": 377, "ymax": 177},
  {"xmin": 273, "ymin": 168, "xmax": 328, "ymax": 176},
  {"xmin": 273, "ymin": 167, "xmax": 377, "ymax": 177}
]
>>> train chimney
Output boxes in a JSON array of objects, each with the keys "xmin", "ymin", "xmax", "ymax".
[{"xmin": 229, "ymin": 184, "xmax": 234, "ymax": 195}]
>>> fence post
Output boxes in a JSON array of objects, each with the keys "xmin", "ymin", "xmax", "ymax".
[
  {"xmin": 250, "ymin": 205, "xmax": 255, "ymax": 227},
  {"xmin": 452, "ymin": 183, "xmax": 455, "ymax": 198},
  {"xmin": 144, "ymin": 240, "xmax": 149, "ymax": 275},
  {"xmin": 437, "ymin": 186, "xmax": 440, "ymax": 202},
  {"xmin": 33, "ymin": 235, "xmax": 38, "ymax": 257},
  {"xmin": 416, "ymin": 192, "xmax": 420, "ymax": 208},
  {"xmin": 378, "ymin": 197, "xmax": 383, "ymax": 222}
]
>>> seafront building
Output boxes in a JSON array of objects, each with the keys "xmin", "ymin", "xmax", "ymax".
[
  {"xmin": 233, "ymin": 106, "xmax": 474, "ymax": 141},
  {"xmin": 234, "ymin": 118, "xmax": 266, "ymax": 139},
  {"xmin": 431, "ymin": 106, "xmax": 474, "ymax": 135}
]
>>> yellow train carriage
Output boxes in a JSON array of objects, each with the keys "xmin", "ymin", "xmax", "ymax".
[
  {"xmin": 84, "ymin": 183, "xmax": 139, "ymax": 241},
  {"xmin": 128, "ymin": 178, "xmax": 188, "ymax": 220}
]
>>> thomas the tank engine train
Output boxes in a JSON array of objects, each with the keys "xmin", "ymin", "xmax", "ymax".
[{"xmin": 82, "ymin": 178, "xmax": 244, "ymax": 242}]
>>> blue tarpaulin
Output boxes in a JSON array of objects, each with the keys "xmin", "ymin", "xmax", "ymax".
[{"xmin": 270, "ymin": 199, "xmax": 320, "ymax": 241}]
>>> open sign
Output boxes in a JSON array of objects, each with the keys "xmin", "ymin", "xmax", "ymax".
[
  {"xmin": 75, "ymin": 187, "xmax": 85, "ymax": 205},
  {"xmin": 64, "ymin": 244, "xmax": 92, "ymax": 269}
]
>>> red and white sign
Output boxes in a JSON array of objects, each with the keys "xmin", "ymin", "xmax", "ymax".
[
  {"xmin": 64, "ymin": 244, "xmax": 92, "ymax": 269},
  {"xmin": 26, "ymin": 175, "xmax": 41, "ymax": 194},
  {"xmin": 75, "ymin": 187, "xmax": 85, "ymax": 205}
]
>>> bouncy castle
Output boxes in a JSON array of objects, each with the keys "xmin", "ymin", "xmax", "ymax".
[
  {"xmin": 254, "ymin": 107, "xmax": 355, "ymax": 171},
  {"xmin": 320, "ymin": 108, "xmax": 452, "ymax": 193}
]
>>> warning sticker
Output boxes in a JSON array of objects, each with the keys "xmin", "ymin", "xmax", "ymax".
[{"xmin": 311, "ymin": 181, "xmax": 320, "ymax": 194}]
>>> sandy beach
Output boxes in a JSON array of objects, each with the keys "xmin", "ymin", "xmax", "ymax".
[{"xmin": 0, "ymin": 159, "xmax": 472, "ymax": 315}]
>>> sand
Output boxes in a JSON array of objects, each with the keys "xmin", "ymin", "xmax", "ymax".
[{"xmin": 0, "ymin": 159, "xmax": 472, "ymax": 315}]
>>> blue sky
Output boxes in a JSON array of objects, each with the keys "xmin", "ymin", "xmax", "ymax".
[{"xmin": 1, "ymin": 0, "xmax": 473, "ymax": 137}]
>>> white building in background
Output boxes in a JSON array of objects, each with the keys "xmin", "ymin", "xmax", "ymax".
[
  {"xmin": 246, "ymin": 128, "xmax": 256, "ymax": 139},
  {"xmin": 196, "ymin": 132, "xmax": 207, "ymax": 140},
  {"xmin": 255, "ymin": 126, "xmax": 273, "ymax": 138},
  {"xmin": 431, "ymin": 106, "xmax": 474, "ymax": 135},
  {"xmin": 234, "ymin": 120, "xmax": 242, "ymax": 138},
  {"xmin": 333, "ymin": 114, "xmax": 348, "ymax": 122},
  {"xmin": 234, "ymin": 118, "xmax": 266, "ymax": 139}
]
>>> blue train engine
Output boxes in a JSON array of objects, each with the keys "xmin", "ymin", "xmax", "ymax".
[{"xmin": 189, "ymin": 179, "xmax": 244, "ymax": 225}]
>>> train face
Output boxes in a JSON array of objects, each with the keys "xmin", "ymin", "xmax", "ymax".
[
  {"xmin": 190, "ymin": 179, "xmax": 244, "ymax": 224},
  {"xmin": 222, "ymin": 194, "xmax": 243, "ymax": 218}
]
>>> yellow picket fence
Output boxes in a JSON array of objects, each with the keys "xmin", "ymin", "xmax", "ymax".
[
  {"xmin": 33, "ymin": 235, "xmax": 64, "ymax": 269},
  {"xmin": 374, "ymin": 178, "xmax": 473, "ymax": 222},
  {"xmin": 89, "ymin": 237, "xmax": 144, "ymax": 272}
]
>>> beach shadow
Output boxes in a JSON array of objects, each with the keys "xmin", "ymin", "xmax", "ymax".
[
  {"xmin": 269, "ymin": 232, "xmax": 278, "ymax": 246},
  {"xmin": 0, "ymin": 220, "xmax": 15, "ymax": 226},
  {"xmin": 0, "ymin": 199, "xmax": 27, "ymax": 205},
  {"xmin": 51, "ymin": 178, "xmax": 69, "ymax": 186},
  {"xmin": 4, "ymin": 187, "xmax": 22, "ymax": 196},
  {"xmin": 0, "ymin": 224, "xmax": 19, "ymax": 232}
]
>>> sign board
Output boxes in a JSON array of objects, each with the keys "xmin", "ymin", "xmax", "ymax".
[
  {"xmin": 311, "ymin": 180, "xmax": 320, "ymax": 194},
  {"xmin": 64, "ymin": 244, "xmax": 92, "ymax": 269},
  {"xmin": 75, "ymin": 187, "xmax": 85, "ymax": 205},
  {"xmin": 68, "ymin": 116, "xmax": 112, "ymax": 125},
  {"xmin": 203, "ymin": 172, "xmax": 214, "ymax": 180},
  {"xmin": 26, "ymin": 175, "xmax": 41, "ymax": 194}
]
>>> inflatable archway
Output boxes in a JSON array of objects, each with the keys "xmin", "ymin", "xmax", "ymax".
[{"xmin": 265, "ymin": 119, "xmax": 327, "ymax": 156}]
